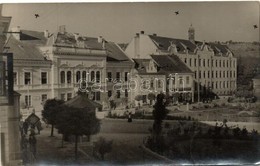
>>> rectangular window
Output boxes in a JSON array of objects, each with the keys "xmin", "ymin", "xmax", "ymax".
[
  {"xmin": 216, "ymin": 71, "xmax": 218, "ymax": 78},
  {"xmin": 13, "ymin": 72, "xmax": 17, "ymax": 85},
  {"xmin": 124, "ymin": 72, "xmax": 128, "ymax": 82},
  {"xmin": 184, "ymin": 58, "xmax": 187, "ymax": 64},
  {"xmin": 216, "ymin": 60, "xmax": 218, "ymax": 67},
  {"xmin": 227, "ymin": 61, "xmax": 229, "ymax": 68},
  {"xmin": 186, "ymin": 76, "xmax": 190, "ymax": 85},
  {"xmin": 96, "ymin": 92, "xmax": 100, "ymax": 101},
  {"xmin": 107, "ymin": 72, "xmax": 112, "ymax": 82},
  {"xmin": 216, "ymin": 82, "xmax": 218, "ymax": 89},
  {"xmin": 189, "ymin": 59, "xmax": 192, "ymax": 67},
  {"xmin": 199, "ymin": 71, "xmax": 201, "ymax": 78},
  {"xmin": 208, "ymin": 71, "xmax": 210, "ymax": 78},
  {"xmin": 116, "ymin": 72, "xmax": 120, "ymax": 81},
  {"xmin": 223, "ymin": 81, "xmax": 225, "ymax": 88},
  {"xmin": 211, "ymin": 59, "xmax": 214, "ymax": 67},
  {"xmin": 125, "ymin": 89, "xmax": 128, "ymax": 97},
  {"xmin": 24, "ymin": 72, "xmax": 31, "ymax": 85},
  {"xmin": 212, "ymin": 82, "xmax": 214, "ymax": 89},
  {"xmin": 41, "ymin": 94, "xmax": 47, "ymax": 102},
  {"xmin": 203, "ymin": 59, "xmax": 205, "ymax": 67},
  {"xmin": 117, "ymin": 90, "xmax": 120, "ymax": 98},
  {"xmin": 194, "ymin": 59, "xmax": 197, "ymax": 67},
  {"xmin": 220, "ymin": 71, "xmax": 222, "ymax": 78},
  {"xmin": 25, "ymin": 95, "xmax": 31, "ymax": 107},
  {"xmin": 203, "ymin": 71, "xmax": 205, "ymax": 78},
  {"xmin": 219, "ymin": 60, "xmax": 221, "ymax": 67},
  {"xmin": 61, "ymin": 93, "xmax": 65, "ymax": 101},
  {"xmin": 223, "ymin": 60, "xmax": 225, "ymax": 67},
  {"xmin": 223, "ymin": 71, "xmax": 225, "ymax": 78},
  {"xmin": 67, "ymin": 93, "xmax": 72, "ymax": 101},
  {"xmin": 212, "ymin": 71, "xmax": 214, "ymax": 78},
  {"xmin": 41, "ymin": 72, "xmax": 47, "ymax": 84},
  {"xmin": 199, "ymin": 59, "xmax": 201, "ymax": 66},
  {"xmin": 108, "ymin": 90, "xmax": 112, "ymax": 97}
]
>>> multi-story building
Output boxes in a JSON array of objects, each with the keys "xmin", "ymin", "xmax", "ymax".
[
  {"xmin": 105, "ymin": 41, "xmax": 134, "ymax": 107},
  {"xmin": 132, "ymin": 54, "xmax": 194, "ymax": 105},
  {"xmin": 5, "ymin": 26, "xmax": 134, "ymax": 117},
  {"xmin": 0, "ymin": 5, "xmax": 22, "ymax": 165},
  {"xmin": 125, "ymin": 26, "xmax": 237, "ymax": 101}
]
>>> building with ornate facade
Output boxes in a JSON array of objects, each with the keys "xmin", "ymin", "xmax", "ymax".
[
  {"xmin": 5, "ymin": 26, "xmax": 134, "ymax": 118},
  {"xmin": 125, "ymin": 26, "xmax": 237, "ymax": 101}
]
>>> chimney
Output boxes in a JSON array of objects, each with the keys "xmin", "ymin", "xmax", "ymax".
[
  {"xmin": 153, "ymin": 33, "xmax": 157, "ymax": 36},
  {"xmin": 59, "ymin": 25, "xmax": 66, "ymax": 34},
  {"xmin": 11, "ymin": 26, "xmax": 21, "ymax": 40},
  {"xmin": 44, "ymin": 30, "xmax": 49, "ymax": 38},
  {"xmin": 98, "ymin": 36, "xmax": 103, "ymax": 43},
  {"xmin": 140, "ymin": 31, "xmax": 144, "ymax": 34}
]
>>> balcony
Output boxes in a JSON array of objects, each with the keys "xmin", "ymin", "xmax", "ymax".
[{"xmin": 14, "ymin": 84, "xmax": 52, "ymax": 91}]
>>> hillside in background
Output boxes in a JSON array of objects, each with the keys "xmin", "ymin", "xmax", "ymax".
[
  {"xmin": 228, "ymin": 42, "xmax": 260, "ymax": 58},
  {"xmin": 227, "ymin": 42, "xmax": 260, "ymax": 89}
]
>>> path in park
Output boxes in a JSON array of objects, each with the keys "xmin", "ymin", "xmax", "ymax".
[{"xmin": 34, "ymin": 118, "xmax": 166, "ymax": 165}]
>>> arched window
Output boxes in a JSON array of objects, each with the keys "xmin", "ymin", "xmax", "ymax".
[
  {"xmin": 67, "ymin": 71, "xmax": 71, "ymax": 84},
  {"xmin": 91, "ymin": 71, "xmax": 95, "ymax": 82},
  {"xmin": 76, "ymin": 71, "xmax": 81, "ymax": 83},
  {"xmin": 96, "ymin": 71, "xmax": 100, "ymax": 83},
  {"xmin": 82, "ymin": 71, "xmax": 86, "ymax": 80},
  {"xmin": 60, "ymin": 71, "xmax": 65, "ymax": 84}
]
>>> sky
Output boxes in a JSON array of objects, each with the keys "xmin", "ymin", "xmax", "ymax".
[{"xmin": 2, "ymin": 2, "xmax": 260, "ymax": 43}]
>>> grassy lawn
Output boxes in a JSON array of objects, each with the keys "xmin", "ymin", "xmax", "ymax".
[{"xmin": 167, "ymin": 139, "xmax": 259, "ymax": 163}]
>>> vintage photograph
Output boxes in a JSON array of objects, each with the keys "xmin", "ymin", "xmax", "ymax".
[{"xmin": 0, "ymin": 1, "xmax": 259, "ymax": 165}]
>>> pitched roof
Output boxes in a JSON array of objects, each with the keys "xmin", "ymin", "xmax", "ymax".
[
  {"xmin": 105, "ymin": 42, "xmax": 131, "ymax": 61},
  {"xmin": 54, "ymin": 32, "xmax": 103, "ymax": 50},
  {"xmin": 151, "ymin": 54, "xmax": 193, "ymax": 74},
  {"xmin": 149, "ymin": 35, "xmax": 231, "ymax": 56},
  {"xmin": 149, "ymin": 35, "xmax": 197, "ymax": 53},
  {"xmin": 64, "ymin": 94, "xmax": 102, "ymax": 110},
  {"xmin": 118, "ymin": 43, "xmax": 128, "ymax": 51},
  {"xmin": 132, "ymin": 58, "xmax": 151, "ymax": 73},
  {"xmin": 208, "ymin": 42, "xmax": 229, "ymax": 55},
  {"xmin": 5, "ymin": 31, "xmax": 50, "ymax": 62}
]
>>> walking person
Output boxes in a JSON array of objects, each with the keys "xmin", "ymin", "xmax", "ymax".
[
  {"xmin": 128, "ymin": 111, "xmax": 132, "ymax": 123},
  {"xmin": 23, "ymin": 120, "xmax": 29, "ymax": 135},
  {"xmin": 29, "ymin": 134, "xmax": 37, "ymax": 159}
]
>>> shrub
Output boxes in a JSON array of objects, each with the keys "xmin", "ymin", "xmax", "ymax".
[
  {"xmin": 93, "ymin": 137, "xmax": 113, "ymax": 160},
  {"xmin": 164, "ymin": 122, "xmax": 170, "ymax": 129}
]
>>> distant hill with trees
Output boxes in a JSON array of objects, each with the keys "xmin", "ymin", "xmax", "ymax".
[{"xmin": 227, "ymin": 41, "xmax": 260, "ymax": 90}]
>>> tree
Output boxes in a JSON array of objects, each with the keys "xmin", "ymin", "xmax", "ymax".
[
  {"xmin": 93, "ymin": 137, "xmax": 113, "ymax": 160},
  {"xmin": 42, "ymin": 99, "xmax": 64, "ymax": 137},
  {"xmin": 148, "ymin": 93, "xmax": 156, "ymax": 105},
  {"xmin": 151, "ymin": 93, "xmax": 169, "ymax": 152},
  {"xmin": 55, "ymin": 106, "xmax": 100, "ymax": 160}
]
